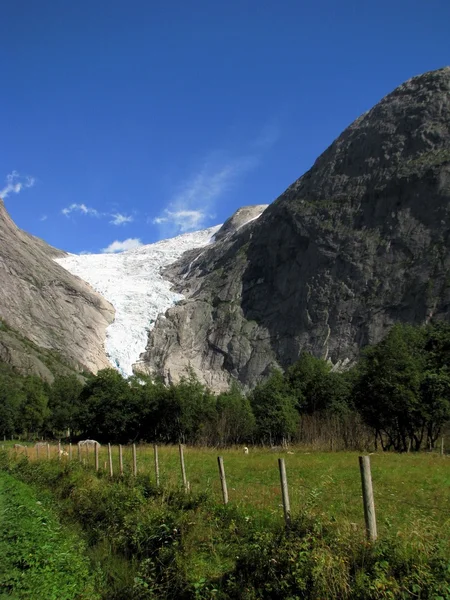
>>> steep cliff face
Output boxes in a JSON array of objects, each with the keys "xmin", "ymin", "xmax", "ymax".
[
  {"xmin": 0, "ymin": 199, "xmax": 114, "ymax": 378},
  {"xmin": 138, "ymin": 67, "xmax": 450, "ymax": 390}
]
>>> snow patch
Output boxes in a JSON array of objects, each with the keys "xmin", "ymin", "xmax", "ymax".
[{"xmin": 55, "ymin": 226, "xmax": 220, "ymax": 376}]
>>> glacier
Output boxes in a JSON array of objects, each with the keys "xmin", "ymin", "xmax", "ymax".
[{"xmin": 55, "ymin": 226, "xmax": 220, "ymax": 377}]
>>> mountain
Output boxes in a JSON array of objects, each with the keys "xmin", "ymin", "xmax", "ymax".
[
  {"xmin": 0, "ymin": 199, "xmax": 114, "ymax": 379},
  {"xmin": 55, "ymin": 225, "xmax": 223, "ymax": 377},
  {"xmin": 136, "ymin": 67, "xmax": 450, "ymax": 390}
]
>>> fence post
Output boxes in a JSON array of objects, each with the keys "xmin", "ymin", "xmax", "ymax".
[
  {"xmin": 278, "ymin": 458, "xmax": 291, "ymax": 526},
  {"xmin": 441, "ymin": 437, "xmax": 444, "ymax": 457},
  {"xmin": 179, "ymin": 443, "xmax": 188, "ymax": 492},
  {"xmin": 108, "ymin": 443, "xmax": 113, "ymax": 477},
  {"xmin": 58, "ymin": 440, "xmax": 61, "ymax": 461},
  {"xmin": 47, "ymin": 443, "xmax": 50, "ymax": 460},
  {"xmin": 132, "ymin": 443, "xmax": 137, "ymax": 477},
  {"xmin": 119, "ymin": 445, "xmax": 123, "ymax": 475},
  {"xmin": 95, "ymin": 442, "xmax": 99, "ymax": 472},
  {"xmin": 69, "ymin": 443, "xmax": 72, "ymax": 461},
  {"xmin": 78, "ymin": 443, "xmax": 81, "ymax": 462},
  {"xmin": 217, "ymin": 456, "xmax": 229, "ymax": 505},
  {"xmin": 154, "ymin": 444, "xmax": 160, "ymax": 487},
  {"xmin": 359, "ymin": 455, "xmax": 377, "ymax": 542}
]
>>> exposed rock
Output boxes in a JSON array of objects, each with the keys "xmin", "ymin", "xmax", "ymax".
[
  {"xmin": 0, "ymin": 199, "xmax": 114, "ymax": 376},
  {"xmin": 138, "ymin": 67, "xmax": 450, "ymax": 391}
]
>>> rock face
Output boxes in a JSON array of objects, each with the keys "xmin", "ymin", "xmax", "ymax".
[
  {"xmin": 138, "ymin": 67, "xmax": 450, "ymax": 391},
  {"xmin": 0, "ymin": 199, "xmax": 114, "ymax": 378}
]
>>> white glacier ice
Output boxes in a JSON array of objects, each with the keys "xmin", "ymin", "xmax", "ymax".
[{"xmin": 55, "ymin": 225, "xmax": 221, "ymax": 377}]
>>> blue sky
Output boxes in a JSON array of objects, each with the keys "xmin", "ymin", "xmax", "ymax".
[{"xmin": 1, "ymin": 1, "xmax": 449, "ymax": 253}]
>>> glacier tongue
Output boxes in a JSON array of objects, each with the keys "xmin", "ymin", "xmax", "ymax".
[{"xmin": 55, "ymin": 225, "xmax": 221, "ymax": 376}]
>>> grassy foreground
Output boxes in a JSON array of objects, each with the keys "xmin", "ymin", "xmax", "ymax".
[
  {"xmin": 2, "ymin": 447, "xmax": 450, "ymax": 599},
  {"xmin": 0, "ymin": 470, "xmax": 100, "ymax": 599}
]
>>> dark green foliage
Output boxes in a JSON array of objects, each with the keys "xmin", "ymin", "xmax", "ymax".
[
  {"xmin": 250, "ymin": 370, "xmax": 299, "ymax": 444},
  {"xmin": 216, "ymin": 383, "xmax": 255, "ymax": 445},
  {"xmin": 355, "ymin": 323, "xmax": 450, "ymax": 451},
  {"xmin": 1, "ymin": 322, "xmax": 449, "ymax": 448},
  {"xmin": 47, "ymin": 374, "xmax": 84, "ymax": 436},
  {"xmin": 77, "ymin": 369, "xmax": 135, "ymax": 443}
]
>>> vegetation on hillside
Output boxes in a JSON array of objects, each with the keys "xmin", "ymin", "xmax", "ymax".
[{"xmin": 1, "ymin": 322, "xmax": 449, "ymax": 451}]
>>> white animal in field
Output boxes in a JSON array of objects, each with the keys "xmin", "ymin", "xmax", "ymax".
[
  {"xmin": 59, "ymin": 449, "xmax": 69, "ymax": 456},
  {"xmin": 14, "ymin": 444, "xmax": 26, "ymax": 451},
  {"xmin": 78, "ymin": 439, "xmax": 101, "ymax": 448},
  {"xmin": 243, "ymin": 447, "xmax": 249, "ymax": 454}
]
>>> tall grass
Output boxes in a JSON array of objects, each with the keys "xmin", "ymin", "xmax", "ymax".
[{"xmin": 2, "ymin": 446, "xmax": 449, "ymax": 599}]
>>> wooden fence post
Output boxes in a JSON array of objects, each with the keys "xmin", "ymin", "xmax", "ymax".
[
  {"xmin": 108, "ymin": 443, "xmax": 113, "ymax": 477},
  {"xmin": 154, "ymin": 444, "xmax": 160, "ymax": 487},
  {"xmin": 278, "ymin": 458, "xmax": 291, "ymax": 526},
  {"xmin": 78, "ymin": 443, "xmax": 81, "ymax": 462},
  {"xmin": 69, "ymin": 443, "xmax": 72, "ymax": 461},
  {"xmin": 217, "ymin": 456, "xmax": 229, "ymax": 505},
  {"xmin": 132, "ymin": 443, "xmax": 137, "ymax": 477},
  {"xmin": 95, "ymin": 442, "xmax": 99, "ymax": 472},
  {"xmin": 119, "ymin": 445, "xmax": 123, "ymax": 475},
  {"xmin": 36, "ymin": 444, "xmax": 39, "ymax": 460},
  {"xmin": 359, "ymin": 455, "xmax": 377, "ymax": 542},
  {"xmin": 47, "ymin": 443, "xmax": 50, "ymax": 460},
  {"xmin": 441, "ymin": 437, "xmax": 445, "ymax": 457},
  {"xmin": 58, "ymin": 441, "xmax": 61, "ymax": 461},
  {"xmin": 179, "ymin": 443, "xmax": 188, "ymax": 492}
]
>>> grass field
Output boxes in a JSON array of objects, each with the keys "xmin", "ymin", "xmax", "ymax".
[
  {"xmin": 8, "ymin": 442, "xmax": 450, "ymax": 541},
  {"xmin": 2, "ymin": 444, "xmax": 450, "ymax": 599},
  {"xmin": 0, "ymin": 470, "xmax": 100, "ymax": 599}
]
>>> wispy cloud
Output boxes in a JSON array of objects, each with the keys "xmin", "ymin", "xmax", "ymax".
[
  {"xmin": 39, "ymin": 215, "xmax": 48, "ymax": 222},
  {"xmin": 152, "ymin": 122, "xmax": 280, "ymax": 238},
  {"xmin": 153, "ymin": 209, "xmax": 206, "ymax": 233},
  {"xmin": 62, "ymin": 203, "xmax": 99, "ymax": 217},
  {"xmin": 101, "ymin": 238, "xmax": 143, "ymax": 253},
  {"xmin": 152, "ymin": 157, "xmax": 257, "ymax": 237},
  {"xmin": 110, "ymin": 213, "xmax": 133, "ymax": 226},
  {"xmin": 0, "ymin": 171, "xmax": 35, "ymax": 199}
]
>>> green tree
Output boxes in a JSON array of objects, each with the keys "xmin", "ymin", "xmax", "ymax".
[
  {"xmin": 47, "ymin": 375, "xmax": 84, "ymax": 437},
  {"xmin": 250, "ymin": 370, "xmax": 299, "ymax": 445},
  {"xmin": 216, "ymin": 383, "xmax": 255, "ymax": 445},
  {"xmin": 355, "ymin": 325, "xmax": 425, "ymax": 451},
  {"xmin": 19, "ymin": 376, "xmax": 50, "ymax": 436},
  {"xmin": 76, "ymin": 369, "xmax": 133, "ymax": 443}
]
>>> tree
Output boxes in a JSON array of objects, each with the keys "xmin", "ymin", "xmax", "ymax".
[
  {"xmin": 250, "ymin": 370, "xmax": 299, "ymax": 445},
  {"xmin": 47, "ymin": 375, "xmax": 83, "ymax": 436},
  {"xmin": 76, "ymin": 369, "xmax": 133, "ymax": 443},
  {"xmin": 355, "ymin": 324, "xmax": 425, "ymax": 451},
  {"xmin": 286, "ymin": 352, "xmax": 351, "ymax": 414},
  {"xmin": 19, "ymin": 376, "xmax": 50, "ymax": 436},
  {"xmin": 216, "ymin": 383, "xmax": 255, "ymax": 445}
]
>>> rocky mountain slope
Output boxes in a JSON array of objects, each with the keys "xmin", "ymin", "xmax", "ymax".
[
  {"xmin": 137, "ymin": 67, "xmax": 450, "ymax": 391},
  {"xmin": 0, "ymin": 199, "xmax": 114, "ymax": 379}
]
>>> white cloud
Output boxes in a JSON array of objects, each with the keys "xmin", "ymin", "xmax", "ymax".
[
  {"xmin": 62, "ymin": 203, "xmax": 99, "ymax": 217},
  {"xmin": 110, "ymin": 213, "xmax": 133, "ymax": 226},
  {"xmin": 101, "ymin": 238, "xmax": 143, "ymax": 253},
  {"xmin": 151, "ymin": 122, "xmax": 280, "ymax": 238},
  {"xmin": 152, "ymin": 209, "xmax": 207, "ymax": 233},
  {"xmin": 39, "ymin": 215, "xmax": 48, "ymax": 221},
  {"xmin": 152, "ymin": 157, "xmax": 256, "ymax": 237},
  {"xmin": 0, "ymin": 171, "xmax": 35, "ymax": 199}
]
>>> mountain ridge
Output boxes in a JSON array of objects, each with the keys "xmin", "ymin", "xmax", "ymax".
[
  {"xmin": 136, "ymin": 67, "xmax": 450, "ymax": 390},
  {"xmin": 0, "ymin": 198, "xmax": 114, "ymax": 379}
]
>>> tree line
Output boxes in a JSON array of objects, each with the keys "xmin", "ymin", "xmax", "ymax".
[{"xmin": 0, "ymin": 322, "xmax": 449, "ymax": 451}]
